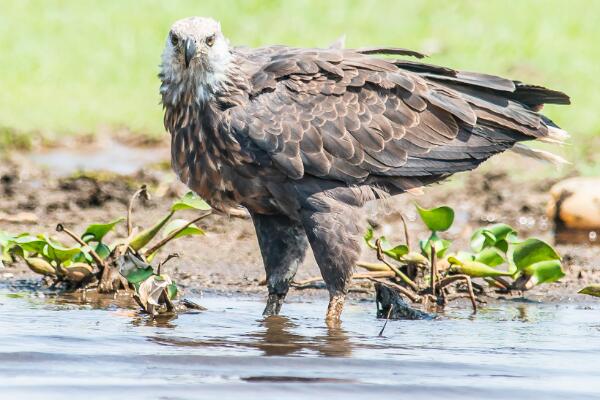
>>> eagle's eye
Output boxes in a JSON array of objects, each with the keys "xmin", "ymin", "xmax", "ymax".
[
  {"xmin": 206, "ymin": 34, "xmax": 215, "ymax": 47},
  {"xmin": 170, "ymin": 33, "xmax": 179, "ymax": 47}
]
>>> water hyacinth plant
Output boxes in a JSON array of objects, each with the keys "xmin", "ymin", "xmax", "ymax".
[
  {"xmin": 362, "ymin": 203, "xmax": 566, "ymax": 314},
  {"xmin": 0, "ymin": 187, "xmax": 211, "ymax": 316}
]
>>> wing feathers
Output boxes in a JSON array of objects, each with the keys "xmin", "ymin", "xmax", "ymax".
[{"xmin": 228, "ymin": 45, "xmax": 568, "ymax": 186}]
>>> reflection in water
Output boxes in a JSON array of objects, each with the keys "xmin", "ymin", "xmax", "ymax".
[
  {"xmin": 131, "ymin": 313, "xmax": 179, "ymax": 329},
  {"xmin": 249, "ymin": 316, "xmax": 305, "ymax": 356},
  {"xmin": 319, "ymin": 325, "xmax": 353, "ymax": 357},
  {"xmin": 48, "ymin": 290, "xmax": 138, "ymax": 310},
  {"xmin": 147, "ymin": 314, "xmax": 353, "ymax": 357},
  {"xmin": 247, "ymin": 315, "xmax": 352, "ymax": 357},
  {"xmin": 515, "ymin": 305, "xmax": 529, "ymax": 322}
]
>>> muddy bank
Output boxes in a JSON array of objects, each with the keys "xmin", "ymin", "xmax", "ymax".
[{"xmin": 1, "ymin": 143, "xmax": 599, "ymax": 303}]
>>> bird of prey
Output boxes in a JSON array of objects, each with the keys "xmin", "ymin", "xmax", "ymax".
[{"xmin": 159, "ymin": 17, "xmax": 570, "ymax": 323}]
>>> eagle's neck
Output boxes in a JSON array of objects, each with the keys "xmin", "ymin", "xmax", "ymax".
[{"xmin": 160, "ymin": 53, "xmax": 249, "ymax": 109}]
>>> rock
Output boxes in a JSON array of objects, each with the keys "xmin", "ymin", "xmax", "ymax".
[{"xmin": 547, "ymin": 177, "xmax": 600, "ymax": 244}]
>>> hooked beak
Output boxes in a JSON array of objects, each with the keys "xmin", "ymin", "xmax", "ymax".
[{"xmin": 184, "ymin": 38, "xmax": 196, "ymax": 68}]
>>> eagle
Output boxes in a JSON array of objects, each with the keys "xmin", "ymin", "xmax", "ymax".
[{"xmin": 159, "ymin": 17, "xmax": 570, "ymax": 323}]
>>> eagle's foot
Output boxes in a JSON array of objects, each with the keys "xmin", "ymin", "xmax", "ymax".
[
  {"xmin": 263, "ymin": 293, "xmax": 286, "ymax": 316},
  {"xmin": 325, "ymin": 294, "xmax": 346, "ymax": 326}
]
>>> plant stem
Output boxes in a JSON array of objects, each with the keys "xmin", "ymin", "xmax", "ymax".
[
  {"xmin": 430, "ymin": 249, "xmax": 437, "ymax": 296},
  {"xmin": 144, "ymin": 211, "xmax": 211, "ymax": 258},
  {"xmin": 162, "ymin": 288, "xmax": 175, "ymax": 312},
  {"xmin": 293, "ymin": 271, "xmax": 395, "ymax": 287},
  {"xmin": 378, "ymin": 304, "xmax": 394, "ymax": 336},
  {"xmin": 157, "ymin": 253, "xmax": 179, "ymax": 275},
  {"xmin": 437, "ymin": 274, "xmax": 477, "ymax": 313},
  {"xmin": 397, "ymin": 212, "xmax": 410, "ymax": 247},
  {"xmin": 127, "ymin": 185, "xmax": 148, "ymax": 237},
  {"xmin": 356, "ymin": 261, "xmax": 394, "ymax": 272},
  {"xmin": 375, "ymin": 239, "xmax": 419, "ymax": 291},
  {"xmin": 368, "ymin": 278, "xmax": 421, "ymax": 303},
  {"xmin": 56, "ymin": 224, "xmax": 106, "ymax": 269}
]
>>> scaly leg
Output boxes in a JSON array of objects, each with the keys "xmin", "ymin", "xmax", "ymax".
[
  {"xmin": 251, "ymin": 212, "xmax": 309, "ymax": 316},
  {"xmin": 299, "ymin": 196, "xmax": 363, "ymax": 324}
]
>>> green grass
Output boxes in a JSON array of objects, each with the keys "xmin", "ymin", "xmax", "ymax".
[{"xmin": 1, "ymin": 0, "xmax": 599, "ymax": 167}]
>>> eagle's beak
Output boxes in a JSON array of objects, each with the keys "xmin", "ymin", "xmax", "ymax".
[{"xmin": 184, "ymin": 38, "xmax": 196, "ymax": 68}]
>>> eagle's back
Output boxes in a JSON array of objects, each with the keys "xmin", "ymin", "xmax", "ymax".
[{"xmin": 165, "ymin": 44, "xmax": 569, "ymax": 213}]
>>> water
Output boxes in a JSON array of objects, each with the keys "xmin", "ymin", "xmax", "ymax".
[
  {"xmin": 28, "ymin": 138, "xmax": 168, "ymax": 176},
  {"xmin": 1, "ymin": 290, "xmax": 599, "ymax": 400}
]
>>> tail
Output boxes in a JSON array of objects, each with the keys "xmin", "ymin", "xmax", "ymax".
[{"xmin": 395, "ymin": 59, "xmax": 570, "ymax": 166}]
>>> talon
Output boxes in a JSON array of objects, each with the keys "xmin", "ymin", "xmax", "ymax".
[
  {"xmin": 325, "ymin": 294, "xmax": 346, "ymax": 324},
  {"xmin": 263, "ymin": 293, "xmax": 285, "ymax": 316}
]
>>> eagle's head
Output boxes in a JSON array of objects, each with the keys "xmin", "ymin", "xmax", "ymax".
[{"xmin": 160, "ymin": 17, "xmax": 232, "ymax": 105}]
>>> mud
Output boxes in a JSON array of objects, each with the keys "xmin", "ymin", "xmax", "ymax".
[{"xmin": 1, "ymin": 140, "xmax": 599, "ymax": 303}]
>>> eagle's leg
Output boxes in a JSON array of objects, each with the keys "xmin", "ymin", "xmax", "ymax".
[
  {"xmin": 251, "ymin": 212, "xmax": 309, "ymax": 316},
  {"xmin": 299, "ymin": 200, "xmax": 363, "ymax": 324}
]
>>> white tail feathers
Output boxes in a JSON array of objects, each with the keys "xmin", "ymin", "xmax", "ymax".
[
  {"xmin": 539, "ymin": 126, "xmax": 571, "ymax": 145},
  {"xmin": 510, "ymin": 143, "xmax": 570, "ymax": 166}
]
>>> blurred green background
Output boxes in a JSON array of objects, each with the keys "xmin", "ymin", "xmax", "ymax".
[{"xmin": 1, "ymin": 0, "xmax": 598, "ymax": 168}]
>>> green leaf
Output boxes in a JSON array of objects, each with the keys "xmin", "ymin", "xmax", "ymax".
[
  {"xmin": 42, "ymin": 239, "xmax": 82, "ymax": 264},
  {"xmin": 167, "ymin": 282, "xmax": 178, "ymax": 300},
  {"xmin": 523, "ymin": 260, "xmax": 565, "ymax": 285},
  {"xmin": 377, "ymin": 236, "xmax": 409, "ymax": 260},
  {"xmin": 470, "ymin": 223, "xmax": 517, "ymax": 252},
  {"xmin": 420, "ymin": 232, "xmax": 452, "ymax": 258},
  {"xmin": 363, "ymin": 228, "xmax": 408, "ymax": 260},
  {"xmin": 448, "ymin": 257, "xmax": 511, "ymax": 278},
  {"xmin": 10, "ymin": 235, "xmax": 47, "ymax": 255},
  {"xmin": 129, "ymin": 211, "xmax": 174, "ymax": 251},
  {"xmin": 496, "ymin": 239, "xmax": 510, "ymax": 253},
  {"xmin": 94, "ymin": 243, "xmax": 111, "ymax": 259},
  {"xmin": 452, "ymin": 251, "xmax": 476, "ymax": 263},
  {"xmin": 579, "ymin": 284, "xmax": 600, "ymax": 298},
  {"xmin": 0, "ymin": 231, "xmax": 12, "ymax": 245},
  {"xmin": 488, "ymin": 224, "xmax": 516, "ymax": 240},
  {"xmin": 512, "ymin": 238, "xmax": 561, "ymax": 271},
  {"xmin": 81, "ymin": 218, "xmax": 124, "ymax": 243},
  {"xmin": 161, "ymin": 219, "xmax": 205, "ymax": 240},
  {"xmin": 0, "ymin": 231, "xmax": 14, "ymax": 262},
  {"xmin": 124, "ymin": 265, "xmax": 155, "ymax": 284},
  {"xmin": 416, "ymin": 204, "xmax": 454, "ymax": 232},
  {"xmin": 475, "ymin": 247, "xmax": 505, "ymax": 267},
  {"xmin": 72, "ymin": 243, "xmax": 109, "ymax": 264},
  {"xmin": 384, "ymin": 245, "xmax": 409, "ymax": 260},
  {"xmin": 364, "ymin": 227, "xmax": 376, "ymax": 249},
  {"xmin": 171, "ymin": 192, "xmax": 211, "ymax": 212}
]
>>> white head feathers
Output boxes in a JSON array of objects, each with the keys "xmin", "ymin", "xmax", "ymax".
[{"xmin": 159, "ymin": 17, "xmax": 233, "ymax": 105}]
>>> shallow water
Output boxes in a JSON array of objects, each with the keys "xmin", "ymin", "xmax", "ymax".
[
  {"xmin": 28, "ymin": 138, "xmax": 168, "ymax": 176},
  {"xmin": 1, "ymin": 289, "xmax": 599, "ymax": 400}
]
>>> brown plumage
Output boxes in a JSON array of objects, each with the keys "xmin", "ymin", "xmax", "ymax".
[{"xmin": 160, "ymin": 17, "xmax": 570, "ymax": 323}]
